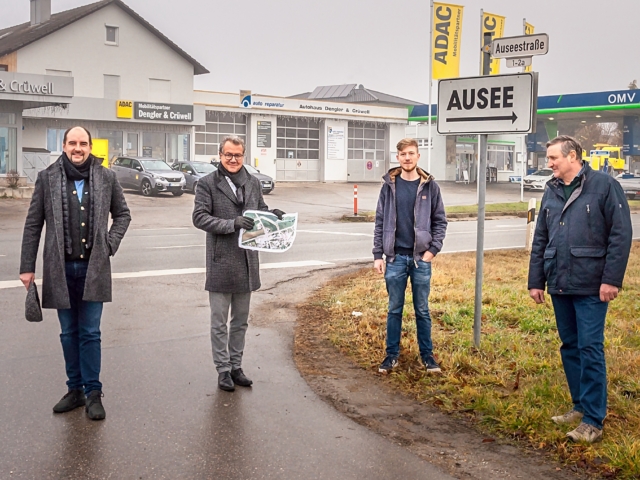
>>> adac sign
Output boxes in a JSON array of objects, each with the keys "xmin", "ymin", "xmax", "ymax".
[{"xmin": 116, "ymin": 100, "xmax": 133, "ymax": 119}]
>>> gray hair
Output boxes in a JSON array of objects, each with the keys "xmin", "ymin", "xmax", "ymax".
[
  {"xmin": 219, "ymin": 135, "xmax": 246, "ymax": 155},
  {"xmin": 546, "ymin": 135, "xmax": 583, "ymax": 161}
]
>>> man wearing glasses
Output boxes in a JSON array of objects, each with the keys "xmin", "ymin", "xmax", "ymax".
[
  {"xmin": 373, "ymin": 138, "xmax": 448, "ymax": 375},
  {"xmin": 528, "ymin": 135, "xmax": 632, "ymax": 443},
  {"xmin": 193, "ymin": 135, "xmax": 285, "ymax": 391}
]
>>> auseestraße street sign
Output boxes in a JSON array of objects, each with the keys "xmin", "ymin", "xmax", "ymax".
[
  {"xmin": 437, "ymin": 73, "xmax": 538, "ymax": 135},
  {"xmin": 491, "ymin": 33, "xmax": 549, "ymax": 59}
]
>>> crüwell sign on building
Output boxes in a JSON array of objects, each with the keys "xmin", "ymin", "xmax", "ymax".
[
  {"xmin": 134, "ymin": 102, "xmax": 194, "ymax": 122},
  {"xmin": 0, "ymin": 72, "xmax": 73, "ymax": 104}
]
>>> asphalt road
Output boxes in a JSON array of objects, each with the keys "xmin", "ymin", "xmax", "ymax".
[{"xmin": 0, "ymin": 182, "xmax": 638, "ymax": 479}]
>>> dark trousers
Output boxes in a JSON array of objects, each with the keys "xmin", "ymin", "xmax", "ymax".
[
  {"xmin": 57, "ymin": 261, "xmax": 103, "ymax": 395},
  {"xmin": 384, "ymin": 255, "xmax": 434, "ymax": 359},
  {"xmin": 551, "ymin": 294, "xmax": 609, "ymax": 429}
]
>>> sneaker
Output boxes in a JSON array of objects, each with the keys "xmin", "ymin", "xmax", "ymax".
[
  {"xmin": 231, "ymin": 368, "xmax": 253, "ymax": 387},
  {"xmin": 551, "ymin": 409, "xmax": 583, "ymax": 425},
  {"xmin": 218, "ymin": 372, "xmax": 235, "ymax": 392},
  {"xmin": 566, "ymin": 422, "xmax": 603, "ymax": 443},
  {"xmin": 378, "ymin": 356, "xmax": 398, "ymax": 374},
  {"xmin": 53, "ymin": 389, "xmax": 86, "ymax": 413},
  {"xmin": 422, "ymin": 354, "xmax": 442, "ymax": 373},
  {"xmin": 85, "ymin": 390, "xmax": 106, "ymax": 421}
]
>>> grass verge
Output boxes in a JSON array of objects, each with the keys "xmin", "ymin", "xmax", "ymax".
[{"xmin": 311, "ymin": 243, "xmax": 640, "ymax": 478}]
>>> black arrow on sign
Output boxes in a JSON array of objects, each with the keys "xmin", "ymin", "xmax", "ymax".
[{"xmin": 446, "ymin": 111, "xmax": 518, "ymax": 124}]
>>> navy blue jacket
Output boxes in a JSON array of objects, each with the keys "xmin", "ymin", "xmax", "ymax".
[
  {"xmin": 373, "ymin": 167, "xmax": 447, "ymax": 262},
  {"xmin": 528, "ymin": 163, "xmax": 632, "ymax": 295}
]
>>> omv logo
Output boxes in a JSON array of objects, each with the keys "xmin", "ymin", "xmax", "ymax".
[{"xmin": 240, "ymin": 90, "xmax": 252, "ymax": 108}]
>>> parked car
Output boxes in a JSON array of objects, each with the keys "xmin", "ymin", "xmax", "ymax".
[
  {"xmin": 171, "ymin": 161, "xmax": 216, "ymax": 193},
  {"xmin": 523, "ymin": 168, "xmax": 554, "ymax": 190},
  {"xmin": 210, "ymin": 160, "xmax": 275, "ymax": 194},
  {"xmin": 616, "ymin": 173, "xmax": 640, "ymax": 200},
  {"xmin": 111, "ymin": 157, "xmax": 186, "ymax": 196}
]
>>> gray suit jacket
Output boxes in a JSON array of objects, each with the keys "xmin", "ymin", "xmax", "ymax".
[
  {"xmin": 20, "ymin": 156, "xmax": 131, "ymax": 309},
  {"xmin": 192, "ymin": 169, "xmax": 269, "ymax": 293}
]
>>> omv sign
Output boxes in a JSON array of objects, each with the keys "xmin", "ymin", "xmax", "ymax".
[{"xmin": 608, "ymin": 92, "xmax": 637, "ymax": 104}]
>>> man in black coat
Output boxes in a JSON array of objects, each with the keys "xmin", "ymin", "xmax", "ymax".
[
  {"xmin": 20, "ymin": 126, "xmax": 131, "ymax": 420},
  {"xmin": 193, "ymin": 135, "xmax": 285, "ymax": 392},
  {"xmin": 528, "ymin": 135, "xmax": 632, "ymax": 443}
]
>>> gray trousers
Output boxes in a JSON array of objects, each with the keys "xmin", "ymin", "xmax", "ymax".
[{"xmin": 208, "ymin": 291, "xmax": 252, "ymax": 373}]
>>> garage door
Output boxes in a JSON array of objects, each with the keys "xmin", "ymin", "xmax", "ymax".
[{"xmin": 276, "ymin": 117, "xmax": 320, "ymax": 181}]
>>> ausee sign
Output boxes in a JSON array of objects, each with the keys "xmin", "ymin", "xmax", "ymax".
[
  {"xmin": 491, "ymin": 33, "xmax": 549, "ymax": 59},
  {"xmin": 437, "ymin": 72, "xmax": 538, "ymax": 135}
]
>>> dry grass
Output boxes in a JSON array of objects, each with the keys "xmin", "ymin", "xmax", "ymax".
[{"xmin": 314, "ymin": 243, "xmax": 640, "ymax": 478}]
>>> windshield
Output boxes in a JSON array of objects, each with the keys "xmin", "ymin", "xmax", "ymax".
[
  {"xmin": 244, "ymin": 164, "xmax": 258, "ymax": 174},
  {"xmin": 193, "ymin": 163, "xmax": 216, "ymax": 174},
  {"xmin": 531, "ymin": 169, "xmax": 552, "ymax": 177},
  {"xmin": 140, "ymin": 160, "xmax": 172, "ymax": 171}
]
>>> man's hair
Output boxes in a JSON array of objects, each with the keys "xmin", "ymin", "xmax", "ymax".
[
  {"xmin": 396, "ymin": 138, "xmax": 419, "ymax": 152},
  {"xmin": 219, "ymin": 135, "xmax": 246, "ymax": 155},
  {"xmin": 63, "ymin": 126, "xmax": 92, "ymax": 145},
  {"xmin": 546, "ymin": 135, "xmax": 583, "ymax": 161}
]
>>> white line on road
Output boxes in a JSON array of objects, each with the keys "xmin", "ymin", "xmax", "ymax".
[
  {"xmin": 297, "ymin": 230, "xmax": 373, "ymax": 237},
  {"xmin": 0, "ymin": 260, "xmax": 334, "ymax": 290},
  {"xmin": 133, "ymin": 234, "xmax": 198, "ymax": 238},
  {"xmin": 132, "ymin": 227, "xmax": 190, "ymax": 231}
]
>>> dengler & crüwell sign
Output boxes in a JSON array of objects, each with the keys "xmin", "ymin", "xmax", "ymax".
[
  {"xmin": 437, "ymin": 72, "xmax": 538, "ymax": 135},
  {"xmin": 134, "ymin": 102, "xmax": 194, "ymax": 122}
]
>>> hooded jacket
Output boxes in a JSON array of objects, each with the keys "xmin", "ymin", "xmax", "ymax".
[
  {"xmin": 373, "ymin": 167, "xmax": 447, "ymax": 262},
  {"xmin": 528, "ymin": 163, "xmax": 632, "ymax": 295}
]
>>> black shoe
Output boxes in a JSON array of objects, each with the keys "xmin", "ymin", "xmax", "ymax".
[
  {"xmin": 231, "ymin": 368, "xmax": 253, "ymax": 387},
  {"xmin": 218, "ymin": 372, "xmax": 235, "ymax": 391},
  {"xmin": 53, "ymin": 389, "xmax": 86, "ymax": 413},
  {"xmin": 422, "ymin": 354, "xmax": 442, "ymax": 373},
  {"xmin": 378, "ymin": 355, "xmax": 398, "ymax": 374},
  {"xmin": 85, "ymin": 390, "xmax": 106, "ymax": 420}
]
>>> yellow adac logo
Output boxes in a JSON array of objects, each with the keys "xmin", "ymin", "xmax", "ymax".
[{"xmin": 116, "ymin": 100, "xmax": 133, "ymax": 119}]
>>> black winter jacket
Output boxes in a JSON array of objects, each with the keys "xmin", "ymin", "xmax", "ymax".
[{"xmin": 528, "ymin": 164, "xmax": 632, "ymax": 295}]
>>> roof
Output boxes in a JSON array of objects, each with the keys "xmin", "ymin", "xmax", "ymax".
[
  {"xmin": 289, "ymin": 84, "xmax": 421, "ymax": 106},
  {"xmin": 0, "ymin": 0, "xmax": 208, "ymax": 75}
]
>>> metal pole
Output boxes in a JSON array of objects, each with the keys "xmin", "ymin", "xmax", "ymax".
[
  {"xmin": 473, "ymin": 31, "xmax": 493, "ymax": 349},
  {"xmin": 427, "ymin": 0, "xmax": 434, "ymax": 173}
]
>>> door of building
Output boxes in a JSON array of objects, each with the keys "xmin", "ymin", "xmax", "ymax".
[
  {"xmin": 126, "ymin": 133, "xmax": 139, "ymax": 156},
  {"xmin": 347, "ymin": 150, "xmax": 385, "ymax": 182}
]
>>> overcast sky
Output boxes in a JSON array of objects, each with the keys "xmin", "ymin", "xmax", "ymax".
[{"xmin": 2, "ymin": 0, "xmax": 639, "ymax": 103}]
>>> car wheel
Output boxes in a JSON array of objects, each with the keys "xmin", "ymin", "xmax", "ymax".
[
  {"xmin": 141, "ymin": 179, "xmax": 153, "ymax": 197},
  {"xmin": 172, "ymin": 191, "xmax": 184, "ymax": 197},
  {"xmin": 264, "ymin": 189, "xmax": 271, "ymax": 195},
  {"xmin": 193, "ymin": 182, "xmax": 198, "ymax": 194}
]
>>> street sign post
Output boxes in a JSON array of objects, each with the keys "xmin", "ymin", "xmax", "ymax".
[
  {"xmin": 491, "ymin": 33, "xmax": 549, "ymax": 59},
  {"xmin": 437, "ymin": 72, "xmax": 538, "ymax": 135}
]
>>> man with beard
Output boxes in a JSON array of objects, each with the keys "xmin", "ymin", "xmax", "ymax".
[
  {"xmin": 373, "ymin": 138, "xmax": 448, "ymax": 374},
  {"xmin": 192, "ymin": 135, "xmax": 285, "ymax": 392},
  {"xmin": 20, "ymin": 126, "xmax": 131, "ymax": 420}
]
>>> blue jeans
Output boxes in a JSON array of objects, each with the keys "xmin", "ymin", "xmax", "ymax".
[
  {"xmin": 57, "ymin": 261, "xmax": 104, "ymax": 395},
  {"xmin": 384, "ymin": 255, "xmax": 433, "ymax": 359},
  {"xmin": 551, "ymin": 294, "xmax": 609, "ymax": 429}
]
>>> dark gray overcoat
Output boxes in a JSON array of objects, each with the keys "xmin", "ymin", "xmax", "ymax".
[
  {"xmin": 192, "ymin": 169, "xmax": 269, "ymax": 293},
  {"xmin": 20, "ymin": 156, "xmax": 131, "ymax": 309}
]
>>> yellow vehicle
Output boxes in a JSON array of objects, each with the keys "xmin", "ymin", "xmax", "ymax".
[{"xmin": 584, "ymin": 144, "xmax": 625, "ymax": 172}]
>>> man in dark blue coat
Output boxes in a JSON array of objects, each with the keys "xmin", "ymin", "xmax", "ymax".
[{"xmin": 528, "ymin": 135, "xmax": 632, "ymax": 443}]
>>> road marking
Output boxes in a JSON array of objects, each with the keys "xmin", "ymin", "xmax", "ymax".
[
  {"xmin": 0, "ymin": 261, "xmax": 334, "ymax": 289},
  {"xmin": 297, "ymin": 230, "xmax": 373, "ymax": 237},
  {"xmin": 134, "ymin": 234, "xmax": 199, "ymax": 238},
  {"xmin": 132, "ymin": 227, "xmax": 190, "ymax": 231}
]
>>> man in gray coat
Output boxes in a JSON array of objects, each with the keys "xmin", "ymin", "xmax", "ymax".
[
  {"xmin": 20, "ymin": 126, "xmax": 131, "ymax": 420},
  {"xmin": 193, "ymin": 135, "xmax": 284, "ymax": 392}
]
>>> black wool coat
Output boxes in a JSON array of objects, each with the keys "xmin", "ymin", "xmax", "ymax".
[
  {"xmin": 20, "ymin": 155, "xmax": 131, "ymax": 309},
  {"xmin": 192, "ymin": 168, "xmax": 269, "ymax": 293}
]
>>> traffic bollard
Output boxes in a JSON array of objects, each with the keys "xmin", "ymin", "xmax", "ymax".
[
  {"xmin": 525, "ymin": 198, "xmax": 536, "ymax": 251},
  {"xmin": 353, "ymin": 184, "xmax": 358, "ymax": 216}
]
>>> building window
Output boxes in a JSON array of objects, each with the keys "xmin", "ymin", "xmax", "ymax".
[
  {"xmin": 276, "ymin": 117, "xmax": 320, "ymax": 159},
  {"xmin": 417, "ymin": 138, "xmax": 432, "ymax": 147},
  {"xmin": 103, "ymin": 74, "xmax": 120, "ymax": 99},
  {"xmin": 488, "ymin": 144, "xmax": 515, "ymax": 171},
  {"xmin": 0, "ymin": 65, "xmax": 8, "ymax": 72},
  {"xmin": 0, "ymin": 127, "xmax": 18, "ymax": 174},
  {"xmin": 97, "ymin": 130, "xmax": 124, "ymax": 164},
  {"xmin": 46, "ymin": 128, "xmax": 67, "ymax": 153},
  {"xmin": 142, "ymin": 132, "xmax": 166, "ymax": 160},
  {"xmin": 105, "ymin": 25, "xmax": 119, "ymax": 45},
  {"xmin": 347, "ymin": 122, "xmax": 386, "ymax": 161},
  {"xmin": 167, "ymin": 133, "xmax": 190, "ymax": 164},
  {"xmin": 196, "ymin": 111, "xmax": 247, "ymax": 157}
]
